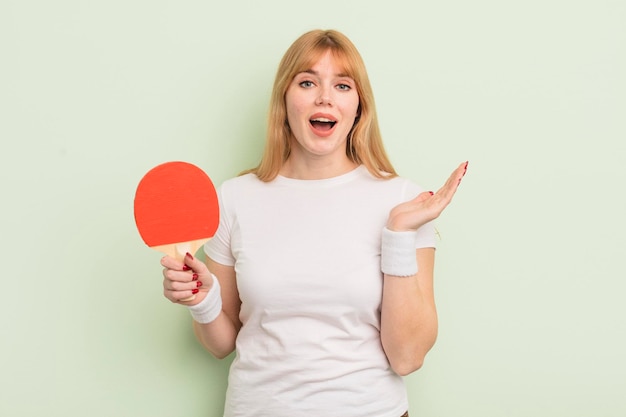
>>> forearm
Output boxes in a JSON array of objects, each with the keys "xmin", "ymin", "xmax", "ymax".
[
  {"xmin": 190, "ymin": 258, "xmax": 241, "ymax": 359},
  {"xmin": 192, "ymin": 313, "xmax": 238, "ymax": 359},
  {"xmin": 380, "ymin": 248, "xmax": 438, "ymax": 376},
  {"xmin": 378, "ymin": 161, "xmax": 466, "ymax": 374}
]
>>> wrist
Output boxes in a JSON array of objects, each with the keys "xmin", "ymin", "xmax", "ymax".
[
  {"xmin": 381, "ymin": 227, "xmax": 418, "ymax": 277},
  {"xmin": 187, "ymin": 274, "xmax": 222, "ymax": 324}
]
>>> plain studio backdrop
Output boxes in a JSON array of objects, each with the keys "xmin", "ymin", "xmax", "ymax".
[{"xmin": 1, "ymin": 1, "xmax": 624, "ymax": 416}]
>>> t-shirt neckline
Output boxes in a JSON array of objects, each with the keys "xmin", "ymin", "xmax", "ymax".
[{"xmin": 274, "ymin": 165, "xmax": 367, "ymax": 187}]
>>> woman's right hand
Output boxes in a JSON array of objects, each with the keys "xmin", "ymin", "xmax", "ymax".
[{"xmin": 161, "ymin": 252, "xmax": 213, "ymax": 306}]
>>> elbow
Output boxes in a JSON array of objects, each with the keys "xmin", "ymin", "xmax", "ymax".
[
  {"xmin": 385, "ymin": 338, "xmax": 437, "ymax": 376},
  {"xmin": 211, "ymin": 349, "xmax": 234, "ymax": 360},
  {"xmin": 390, "ymin": 355, "xmax": 425, "ymax": 376},
  {"xmin": 204, "ymin": 338, "xmax": 236, "ymax": 359}
]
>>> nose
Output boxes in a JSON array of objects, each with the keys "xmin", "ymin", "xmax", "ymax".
[
  {"xmin": 315, "ymin": 94, "xmax": 331, "ymax": 105},
  {"xmin": 315, "ymin": 85, "xmax": 332, "ymax": 106}
]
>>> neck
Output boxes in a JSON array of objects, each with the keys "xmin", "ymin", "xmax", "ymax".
[{"xmin": 279, "ymin": 155, "xmax": 358, "ymax": 180}]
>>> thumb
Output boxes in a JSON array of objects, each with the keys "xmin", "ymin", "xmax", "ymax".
[
  {"xmin": 184, "ymin": 251, "xmax": 204, "ymax": 272},
  {"xmin": 412, "ymin": 190, "xmax": 434, "ymax": 204}
]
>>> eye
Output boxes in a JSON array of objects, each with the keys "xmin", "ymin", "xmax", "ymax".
[
  {"xmin": 299, "ymin": 80, "xmax": 315, "ymax": 88},
  {"xmin": 336, "ymin": 83, "xmax": 352, "ymax": 91}
]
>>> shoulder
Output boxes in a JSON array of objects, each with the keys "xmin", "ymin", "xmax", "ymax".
[
  {"xmin": 218, "ymin": 173, "xmax": 264, "ymax": 196},
  {"xmin": 220, "ymin": 172, "xmax": 262, "ymax": 188},
  {"xmin": 358, "ymin": 167, "xmax": 426, "ymax": 200}
]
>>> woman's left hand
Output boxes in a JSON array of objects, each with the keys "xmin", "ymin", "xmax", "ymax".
[{"xmin": 387, "ymin": 161, "xmax": 468, "ymax": 232}]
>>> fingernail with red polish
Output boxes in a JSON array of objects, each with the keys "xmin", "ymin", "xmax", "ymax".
[
  {"xmin": 192, "ymin": 289, "xmax": 199, "ymax": 294},
  {"xmin": 182, "ymin": 265, "xmax": 191, "ymax": 271},
  {"xmin": 192, "ymin": 273, "xmax": 199, "ymax": 281},
  {"xmin": 196, "ymin": 281, "xmax": 203, "ymax": 288},
  {"xmin": 186, "ymin": 252, "xmax": 194, "ymax": 260},
  {"xmin": 429, "ymin": 191, "xmax": 434, "ymax": 196}
]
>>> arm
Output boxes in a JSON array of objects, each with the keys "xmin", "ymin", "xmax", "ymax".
[
  {"xmin": 380, "ymin": 247, "xmax": 437, "ymax": 376},
  {"xmin": 161, "ymin": 253, "xmax": 241, "ymax": 359},
  {"xmin": 380, "ymin": 161, "xmax": 467, "ymax": 375},
  {"xmin": 192, "ymin": 256, "xmax": 241, "ymax": 359}
]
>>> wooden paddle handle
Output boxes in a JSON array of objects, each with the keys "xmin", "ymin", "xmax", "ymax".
[{"xmin": 154, "ymin": 239, "xmax": 210, "ymax": 302}]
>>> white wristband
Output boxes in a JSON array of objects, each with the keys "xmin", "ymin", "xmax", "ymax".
[
  {"xmin": 187, "ymin": 274, "xmax": 222, "ymax": 324},
  {"xmin": 381, "ymin": 227, "xmax": 418, "ymax": 277}
]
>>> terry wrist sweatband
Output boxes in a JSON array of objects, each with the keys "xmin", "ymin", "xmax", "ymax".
[
  {"xmin": 381, "ymin": 227, "xmax": 418, "ymax": 277},
  {"xmin": 187, "ymin": 273, "xmax": 222, "ymax": 324}
]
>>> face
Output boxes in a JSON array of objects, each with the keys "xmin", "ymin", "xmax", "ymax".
[{"xmin": 285, "ymin": 50, "xmax": 360, "ymax": 164}]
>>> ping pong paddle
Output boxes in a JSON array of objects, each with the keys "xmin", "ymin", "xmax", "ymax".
[{"xmin": 134, "ymin": 161, "xmax": 219, "ymax": 301}]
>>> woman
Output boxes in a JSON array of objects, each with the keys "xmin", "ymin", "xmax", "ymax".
[{"xmin": 161, "ymin": 29, "xmax": 467, "ymax": 417}]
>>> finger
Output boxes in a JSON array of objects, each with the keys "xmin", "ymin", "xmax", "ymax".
[
  {"xmin": 440, "ymin": 161, "xmax": 468, "ymax": 195},
  {"xmin": 182, "ymin": 251, "xmax": 209, "ymax": 273},
  {"xmin": 165, "ymin": 275, "xmax": 203, "ymax": 292},
  {"xmin": 411, "ymin": 190, "xmax": 435, "ymax": 204},
  {"xmin": 457, "ymin": 160, "xmax": 469, "ymax": 184},
  {"xmin": 174, "ymin": 252, "xmax": 213, "ymax": 288},
  {"xmin": 436, "ymin": 176, "xmax": 459, "ymax": 200},
  {"xmin": 163, "ymin": 267, "xmax": 199, "ymax": 284},
  {"xmin": 449, "ymin": 161, "xmax": 467, "ymax": 184},
  {"xmin": 165, "ymin": 288, "xmax": 200, "ymax": 304},
  {"xmin": 160, "ymin": 255, "xmax": 186, "ymax": 271}
]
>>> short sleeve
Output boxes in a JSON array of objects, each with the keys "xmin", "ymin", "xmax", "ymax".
[{"xmin": 204, "ymin": 183, "xmax": 236, "ymax": 266}]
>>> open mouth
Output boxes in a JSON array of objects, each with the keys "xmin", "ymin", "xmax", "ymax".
[{"xmin": 310, "ymin": 117, "xmax": 337, "ymax": 132}]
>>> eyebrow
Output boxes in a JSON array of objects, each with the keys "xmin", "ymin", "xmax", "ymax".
[{"xmin": 301, "ymin": 69, "xmax": 352, "ymax": 79}]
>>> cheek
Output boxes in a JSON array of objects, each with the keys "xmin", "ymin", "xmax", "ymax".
[
  {"xmin": 346, "ymin": 98, "xmax": 361, "ymax": 123},
  {"xmin": 285, "ymin": 92, "xmax": 306, "ymax": 120},
  {"xmin": 343, "ymin": 94, "xmax": 360, "ymax": 118},
  {"xmin": 352, "ymin": 95, "xmax": 361, "ymax": 117},
  {"xmin": 284, "ymin": 96, "xmax": 296, "ymax": 124},
  {"xmin": 286, "ymin": 102, "xmax": 304, "ymax": 128}
]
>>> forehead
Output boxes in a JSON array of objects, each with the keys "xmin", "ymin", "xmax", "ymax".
[{"xmin": 297, "ymin": 48, "xmax": 354, "ymax": 78}]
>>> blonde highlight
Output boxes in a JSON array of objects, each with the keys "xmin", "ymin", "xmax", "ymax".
[{"xmin": 242, "ymin": 30, "xmax": 397, "ymax": 181}]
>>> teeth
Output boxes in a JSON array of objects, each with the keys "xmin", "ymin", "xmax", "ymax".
[{"xmin": 311, "ymin": 117, "xmax": 335, "ymax": 123}]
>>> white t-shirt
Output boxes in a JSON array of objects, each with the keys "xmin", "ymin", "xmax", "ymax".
[{"xmin": 205, "ymin": 165, "xmax": 436, "ymax": 417}]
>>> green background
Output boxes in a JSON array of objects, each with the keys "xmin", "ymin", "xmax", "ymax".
[{"xmin": 2, "ymin": 0, "xmax": 625, "ymax": 416}]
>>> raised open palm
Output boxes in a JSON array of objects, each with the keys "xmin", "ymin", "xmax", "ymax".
[{"xmin": 387, "ymin": 161, "xmax": 468, "ymax": 232}]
